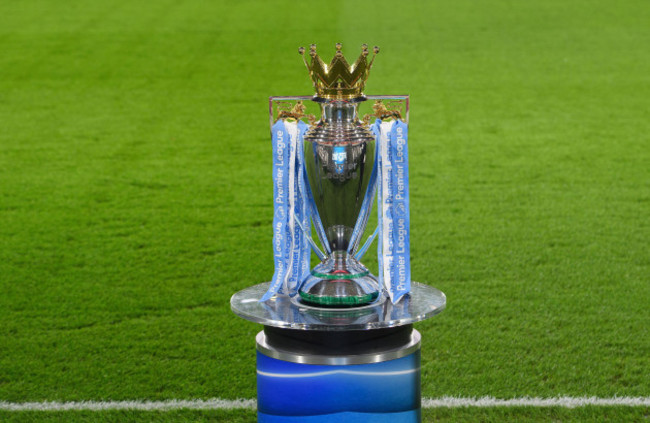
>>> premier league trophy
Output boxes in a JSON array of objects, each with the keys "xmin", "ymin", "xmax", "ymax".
[{"xmin": 231, "ymin": 44, "xmax": 446, "ymax": 423}]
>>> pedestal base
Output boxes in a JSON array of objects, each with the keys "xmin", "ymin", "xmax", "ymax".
[{"xmin": 256, "ymin": 327, "xmax": 422, "ymax": 423}]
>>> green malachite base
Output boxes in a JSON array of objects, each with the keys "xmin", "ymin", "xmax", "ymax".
[
  {"xmin": 310, "ymin": 270, "xmax": 370, "ymax": 280},
  {"xmin": 299, "ymin": 290, "xmax": 379, "ymax": 307}
]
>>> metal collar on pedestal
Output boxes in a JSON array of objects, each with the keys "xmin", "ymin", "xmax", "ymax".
[{"xmin": 256, "ymin": 329, "xmax": 421, "ymax": 365}]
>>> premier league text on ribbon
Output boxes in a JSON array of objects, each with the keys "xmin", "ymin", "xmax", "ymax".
[{"xmin": 391, "ymin": 121, "xmax": 410, "ymax": 295}]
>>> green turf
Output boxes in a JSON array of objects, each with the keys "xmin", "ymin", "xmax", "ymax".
[{"xmin": 0, "ymin": 0, "xmax": 648, "ymax": 421}]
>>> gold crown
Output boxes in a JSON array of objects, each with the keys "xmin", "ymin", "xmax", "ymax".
[{"xmin": 299, "ymin": 43, "xmax": 379, "ymax": 100}]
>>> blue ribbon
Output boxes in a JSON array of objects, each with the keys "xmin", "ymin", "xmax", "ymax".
[
  {"xmin": 377, "ymin": 119, "xmax": 411, "ymax": 303},
  {"xmin": 261, "ymin": 120, "xmax": 311, "ymax": 301},
  {"xmin": 389, "ymin": 120, "xmax": 410, "ymax": 302}
]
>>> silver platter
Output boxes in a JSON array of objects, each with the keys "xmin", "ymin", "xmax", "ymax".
[{"xmin": 231, "ymin": 282, "xmax": 446, "ymax": 331}]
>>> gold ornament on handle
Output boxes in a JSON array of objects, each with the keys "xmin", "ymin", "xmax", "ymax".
[
  {"xmin": 276, "ymin": 100, "xmax": 316, "ymax": 125},
  {"xmin": 299, "ymin": 43, "xmax": 379, "ymax": 100},
  {"xmin": 362, "ymin": 100, "xmax": 404, "ymax": 126}
]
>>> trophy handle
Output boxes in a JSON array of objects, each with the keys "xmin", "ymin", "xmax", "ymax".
[
  {"xmin": 362, "ymin": 99, "xmax": 404, "ymax": 125},
  {"xmin": 273, "ymin": 100, "xmax": 316, "ymax": 125}
]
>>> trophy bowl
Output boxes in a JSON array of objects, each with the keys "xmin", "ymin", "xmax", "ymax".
[{"xmin": 299, "ymin": 98, "xmax": 380, "ymax": 307}]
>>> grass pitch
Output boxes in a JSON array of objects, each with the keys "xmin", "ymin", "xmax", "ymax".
[{"xmin": 0, "ymin": 0, "xmax": 648, "ymax": 421}]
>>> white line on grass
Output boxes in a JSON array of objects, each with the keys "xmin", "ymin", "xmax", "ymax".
[
  {"xmin": 421, "ymin": 396, "xmax": 650, "ymax": 408},
  {"xmin": 0, "ymin": 399, "xmax": 256, "ymax": 412},
  {"xmin": 1, "ymin": 397, "xmax": 648, "ymax": 411}
]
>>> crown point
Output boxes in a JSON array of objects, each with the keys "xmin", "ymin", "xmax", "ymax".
[
  {"xmin": 335, "ymin": 43, "xmax": 343, "ymax": 57},
  {"xmin": 298, "ymin": 46, "xmax": 305, "ymax": 55},
  {"xmin": 309, "ymin": 44, "xmax": 317, "ymax": 57},
  {"xmin": 362, "ymin": 44, "xmax": 369, "ymax": 56},
  {"xmin": 373, "ymin": 46, "xmax": 380, "ymax": 54}
]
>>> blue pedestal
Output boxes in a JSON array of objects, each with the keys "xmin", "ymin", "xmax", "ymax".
[{"xmin": 257, "ymin": 333, "xmax": 422, "ymax": 422}]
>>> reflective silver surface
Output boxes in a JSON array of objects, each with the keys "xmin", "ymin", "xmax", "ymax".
[
  {"xmin": 300, "ymin": 99, "xmax": 380, "ymax": 305},
  {"xmin": 304, "ymin": 101, "xmax": 375, "ymax": 252},
  {"xmin": 256, "ymin": 329, "xmax": 421, "ymax": 365},
  {"xmin": 231, "ymin": 282, "xmax": 446, "ymax": 331}
]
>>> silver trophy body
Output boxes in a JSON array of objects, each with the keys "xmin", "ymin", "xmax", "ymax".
[{"xmin": 299, "ymin": 99, "xmax": 380, "ymax": 307}]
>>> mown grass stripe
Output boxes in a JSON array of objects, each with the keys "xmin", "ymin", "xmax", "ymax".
[{"xmin": 1, "ymin": 397, "xmax": 648, "ymax": 411}]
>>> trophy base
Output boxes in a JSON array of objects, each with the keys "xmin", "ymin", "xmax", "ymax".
[
  {"xmin": 299, "ymin": 278, "xmax": 380, "ymax": 307},
  {"xmin": 299, "ymin": 253, "xmax": 380, "ymax": 308}
]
